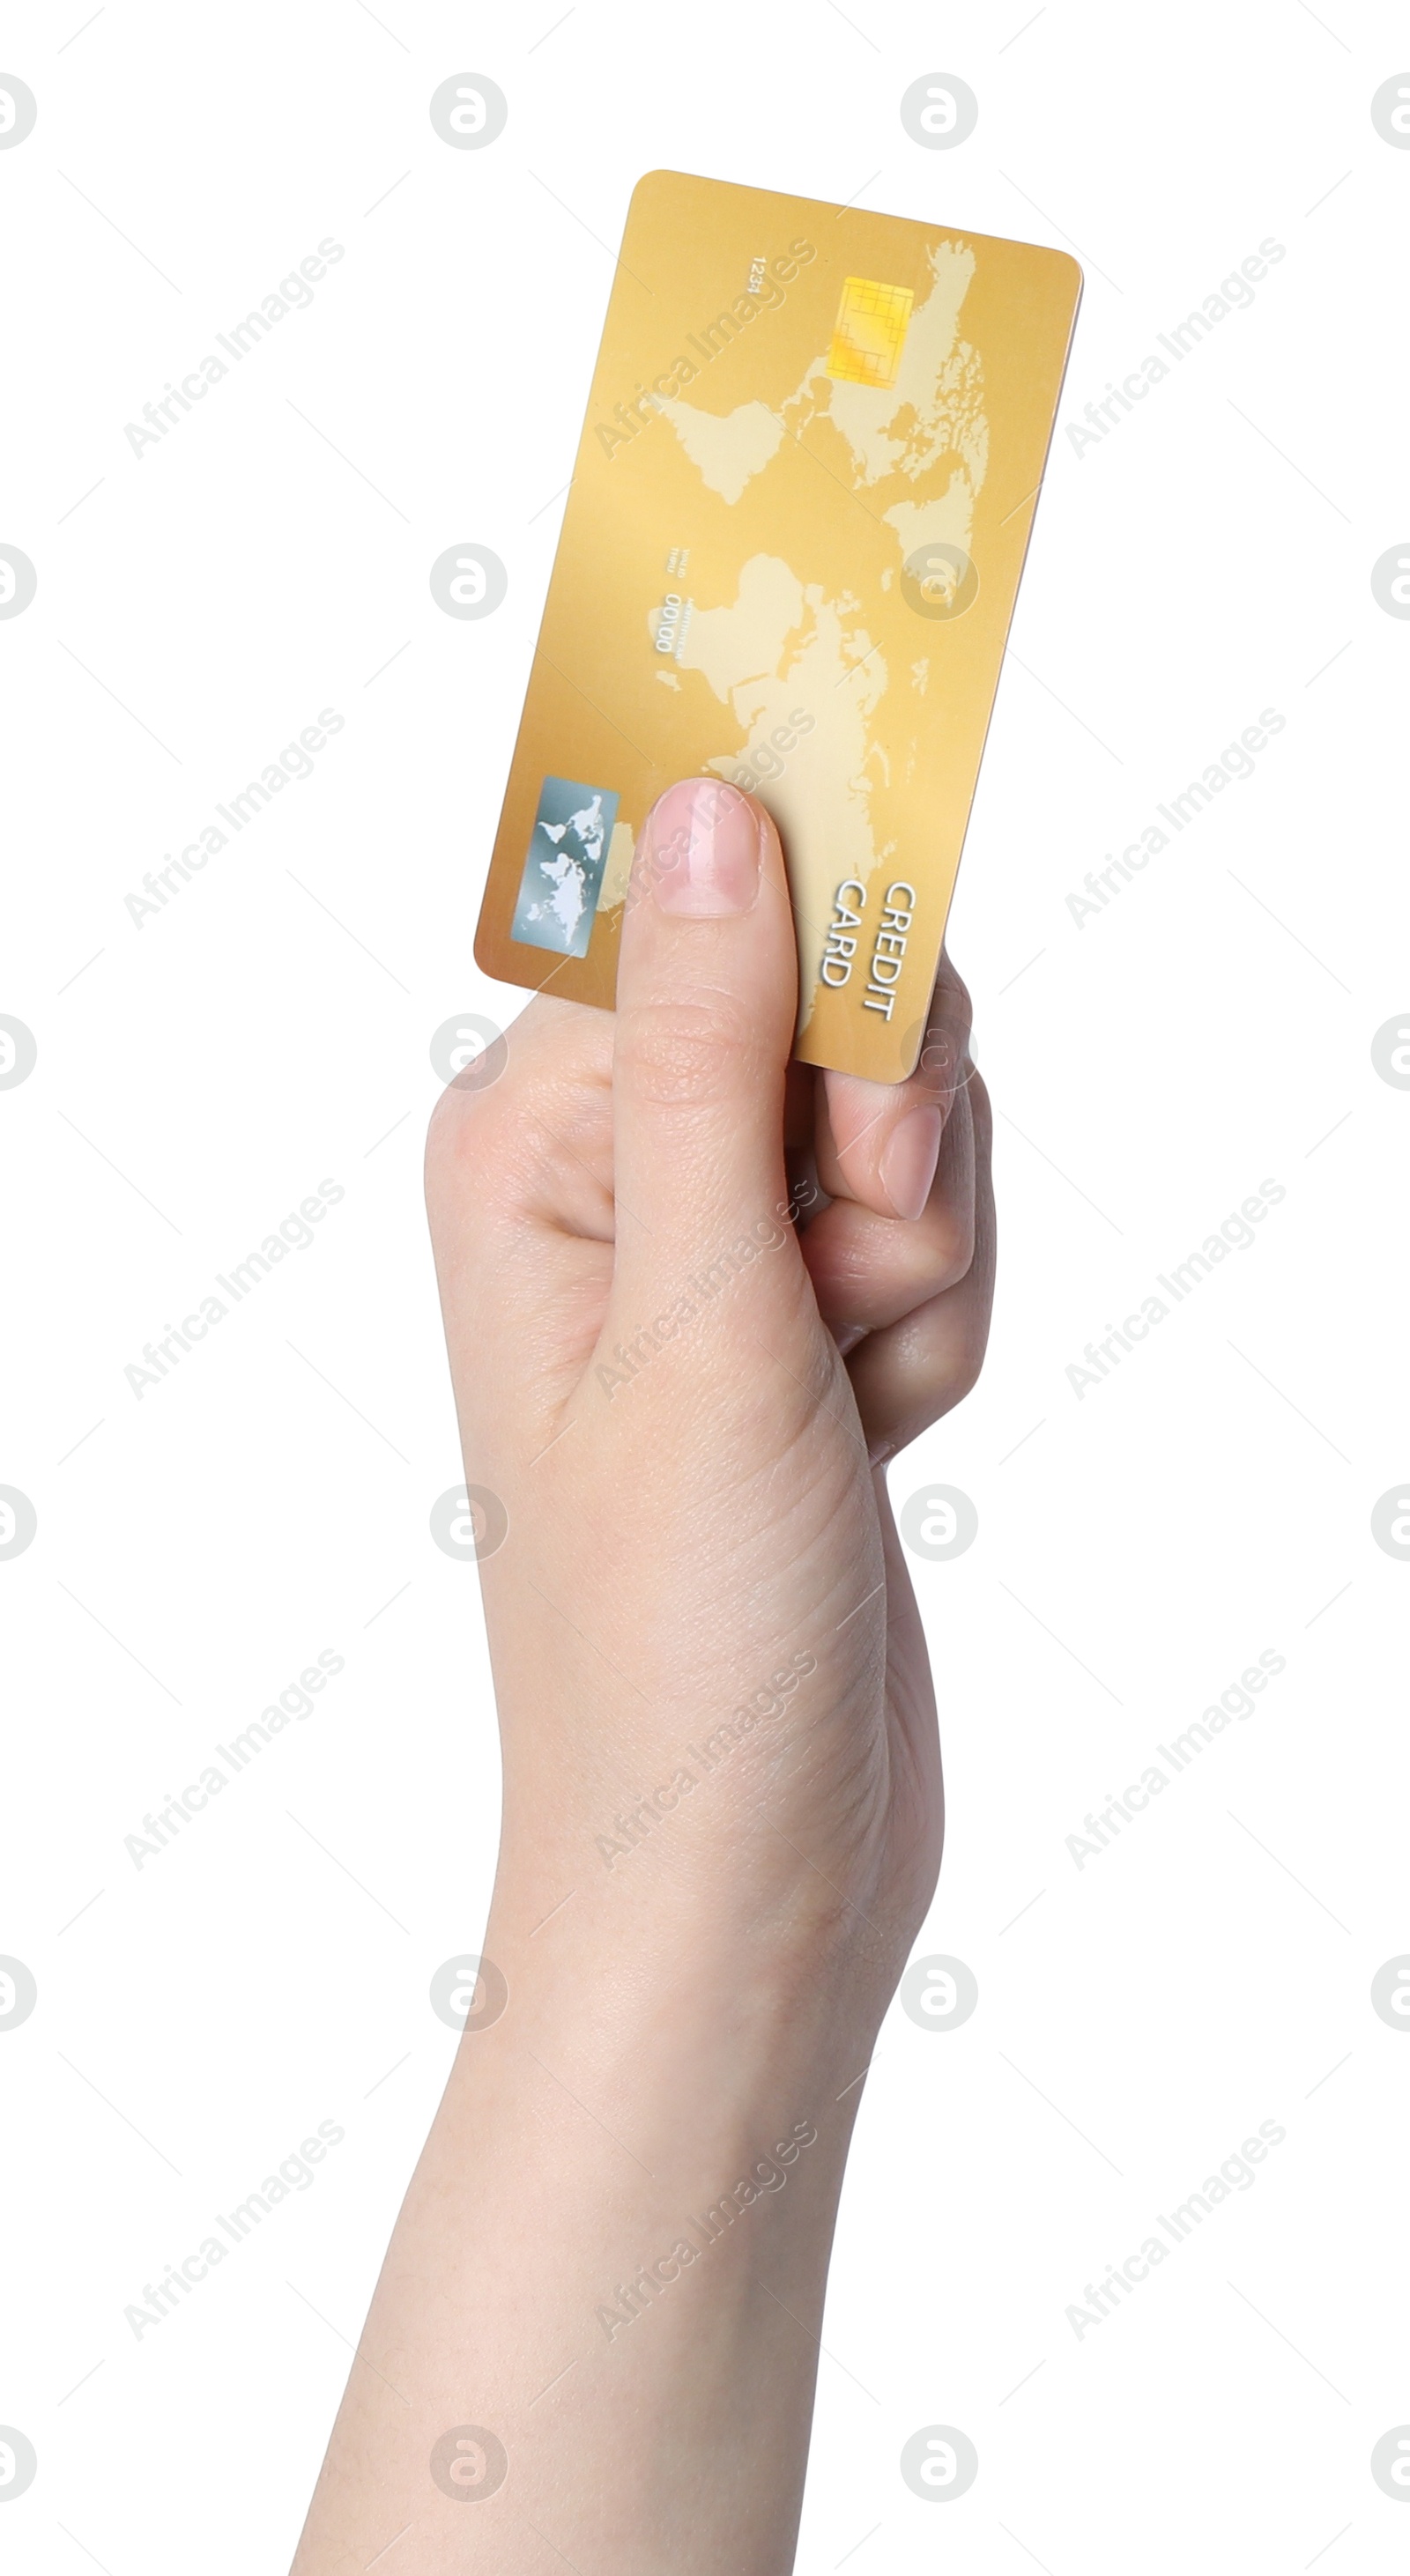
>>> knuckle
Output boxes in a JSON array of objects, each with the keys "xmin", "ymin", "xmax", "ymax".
[
  {"xmin": 614, "ymin": 996, "xmax": 758, "ymax": 1113},
  {"xmin": 426, "ymin": 1077, "xmax": 488, "ymax": 1182},
  {"xmin": 888, "ymin": 1200, "xmax": 974, "ymax": 1305},
  {"xmin": 425, "ymin": 1080, "xmax": 469, "ymax": 1192},
  {"xmin": 906, "ymin": 1315, "xmax": 989, "ymax": 1431},
  {"xmin": 425, "ymin": 997, "xmax": 605, "ymax": 1195},
  {"xmin": 946, "ymin": 1319, "xmax": 991, "ymax": 1407},
  {"xmin": 426, "ymin": 1049, "xmax": 612, "ymax": 1247},
  {"xmin": 424, "ymin": 1075, "xmax": 525, "ymax": 1214},
  {"xmin": 925, "ymin": 1197, "xmax": 976, "ymax": 1292}
]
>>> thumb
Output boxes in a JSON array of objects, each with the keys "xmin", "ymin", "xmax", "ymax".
[{"xmin": 608, "ymin": 776, "xmax": 798, "ymax": 1304}]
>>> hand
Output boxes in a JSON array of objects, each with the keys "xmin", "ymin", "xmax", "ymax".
[{"xmin": 427, "ymin": 774, "xmax": 995, "ymax": 1995}]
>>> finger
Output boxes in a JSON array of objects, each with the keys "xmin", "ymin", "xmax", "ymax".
[
  {"xmin": 799, "ymin": 1073, "xmax": 976, "ymax": 1343},
  {"xmin": 607, "ymin": 778, "xmax": 799, "ymax": 1307},
  {"xmin": 424, "ymin": 994, "xmax": 618, "ymax": 1452},
  {"xmin": 845, "ymin": 1070, "xmax": 996, "ymax": 1461},
  {"xmin": 816, "ymin": 952, "xmax": 974, "ymax": 1221}
]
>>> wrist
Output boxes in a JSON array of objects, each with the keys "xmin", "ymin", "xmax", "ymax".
[
  {"xmin": 489, "ymin": 1850, "xmax": 888, "ymax": 2066},
  {"xmin": 465, "ymin": 1879, "xmax": 883, "ymax": 2213}
]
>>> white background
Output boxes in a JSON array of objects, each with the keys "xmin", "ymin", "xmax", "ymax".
[{"xmin": 3, "ymin": 1, "xmax": 1407, "ymax": 2567}]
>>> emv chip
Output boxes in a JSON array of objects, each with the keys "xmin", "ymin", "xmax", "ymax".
[{"xmin": 826, "ymin": 276, "xmax": 915, "ymax": 388}]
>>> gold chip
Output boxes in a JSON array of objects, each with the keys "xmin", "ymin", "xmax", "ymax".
[{"xmin": 826, "ymin": 276, "xmax": 915, "ymax": 389}]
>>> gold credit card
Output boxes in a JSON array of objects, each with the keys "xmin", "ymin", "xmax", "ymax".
[{"xmin": 474, "ymin": 170, "xmax": 1080, "ymax": 1081}]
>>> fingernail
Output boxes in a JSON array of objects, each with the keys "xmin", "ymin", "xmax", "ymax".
[
  {"xmin": 642, "ymin": 778, "xmax": 761, "ymax": 917},
  {"xmin": 879, "ymin": 1105, "xmax": 942, "ymax": 1221}
]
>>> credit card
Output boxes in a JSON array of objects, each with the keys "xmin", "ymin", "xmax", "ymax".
[{"xmin": 474, "ymin": 170, "xmax": 1080, "ymax": 1081}]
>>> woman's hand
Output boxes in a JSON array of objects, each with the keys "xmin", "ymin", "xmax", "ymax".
[
  {"xmin": 293, "ymin": 777, "xmax": 994, "ymax": 2576},
  {"xmin": 428, "ymin": 775, "xmax": 995, "ymax": 1998}
]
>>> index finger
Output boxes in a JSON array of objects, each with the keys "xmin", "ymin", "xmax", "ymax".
[{"xmin": 814, "ymin": 951, "xmax": 976, "ymax": 1220}]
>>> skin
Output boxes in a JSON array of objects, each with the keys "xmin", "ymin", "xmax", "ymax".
[{"xmin": 291, "ymin": 780, "xmax": 995, "ymax": 2573}]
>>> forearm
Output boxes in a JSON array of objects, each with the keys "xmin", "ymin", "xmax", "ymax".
[{"xmin": 291, "ymin": 1903, "xmax": 876, "ymax": 2573}]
